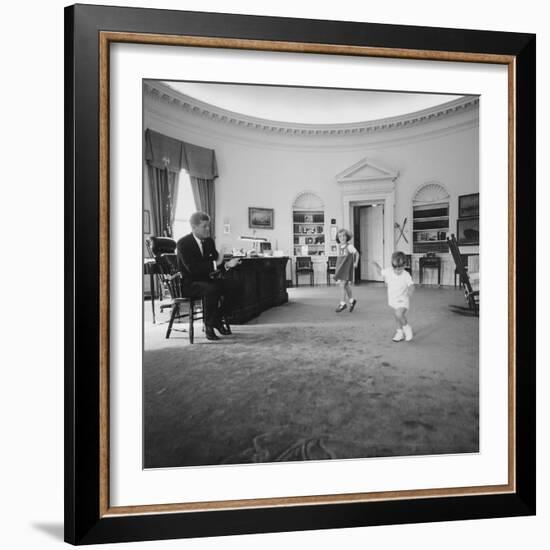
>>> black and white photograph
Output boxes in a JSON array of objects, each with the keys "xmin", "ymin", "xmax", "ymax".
[
  {"xmin": 458, "ymin": 192, "xmax": 479, "ymax": 218},
  {"xmin": 249, "ymin": 207, "xmax": 274, "ymax": 229},
  {"xmin": 142, "ymin": 80, "xmax": 480, "ymax": 469},
  {"xmin": 457, "ymin": 217, "xmax": 480, "ymax": 245}
]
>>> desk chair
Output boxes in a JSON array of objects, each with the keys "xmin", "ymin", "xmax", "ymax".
[
  {"xmin": 295, "ymin": 256, "xmax": 314, "ymax": 286},
  {"xmin": 404, "ymin": 254, "xmax": 413, "ymax": 277},
  {"xmin": 326, "ymin": 256, "xmax": 337, "ymax": 285}
]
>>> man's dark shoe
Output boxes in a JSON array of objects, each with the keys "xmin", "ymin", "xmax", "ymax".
[
  {"xmin": 205, "ymin": 326, "xmax": 220, "ymax": 340},
  {"xmin": 214, "ymin": 323, "xmax": 231, "ymax": 336}
]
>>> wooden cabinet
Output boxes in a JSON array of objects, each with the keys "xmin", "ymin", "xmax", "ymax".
[{"xmin": 292, "ymin": 210, "xmax": 325, "ymax": 256}]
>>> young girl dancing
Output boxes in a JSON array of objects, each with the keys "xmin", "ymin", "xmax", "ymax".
[
  {"xmin": 333, "ymin": 229, "xmax": 360, "ymax": 312},
  {"xmin": 373, "ymin": 251, "xmax": 414, "ymax": 341}
]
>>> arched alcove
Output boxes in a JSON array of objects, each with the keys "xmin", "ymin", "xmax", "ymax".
[
  {"xmin": 413, "ymin": 182, "xmax": 450, "ymax": 204},
  {"xmin": 292, "ymin": 192, "xmax": 325, "ymax": 210},
  {"xmin": 412, "ymin": 182, "xmax": 450, "ymax": 253},
  {"xmin": 292, "ymin": 192, "xmax": 325, "ymax": 256}
]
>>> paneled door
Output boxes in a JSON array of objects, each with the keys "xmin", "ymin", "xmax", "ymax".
[{"xmin": 359, "ymin": 205, "xmax": 384, "ymax": 281}]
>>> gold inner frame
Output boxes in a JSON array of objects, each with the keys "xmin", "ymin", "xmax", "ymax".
[{"xmin": 98, "ymin": 31, "xmax": 516, "ymax": 517}]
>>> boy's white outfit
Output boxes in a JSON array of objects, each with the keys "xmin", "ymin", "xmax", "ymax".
[{"xmin": 381, "ymin": 268, "xmax": 414, "ymax": 341}]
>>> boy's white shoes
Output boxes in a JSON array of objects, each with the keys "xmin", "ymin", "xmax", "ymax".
[
  {"xmin": 392, "ymin": 329, "xmax": 405, "ymax": 342},
  {"xmin": 392, "ymin": 326, "xmax": 413, "ymax": 342}
]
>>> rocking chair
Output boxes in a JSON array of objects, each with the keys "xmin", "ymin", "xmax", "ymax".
[{"xmin": 447, "ymin": 234, "xmax": 479, "ymax": 316}]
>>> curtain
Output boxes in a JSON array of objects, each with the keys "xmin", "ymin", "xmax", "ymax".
[
  {"xmin": 182, "ymin": 142, "xmax": 218, "ymax": 180},
  {"xmin": 183, "ymin": 142, "xmax": 218, "ymax": 238},
  {"xmin": 148, "ymin": 166, "xmax": 179, "ymax": 238},
  {"xmin": 189, "ymin": 177, "xmax": 216, "ymax": 238},
  {"xmin": 145, "ymin": 129, "xmax": 218, "ymax": 238}
]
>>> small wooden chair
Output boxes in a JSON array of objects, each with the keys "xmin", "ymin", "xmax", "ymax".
[
  {"xmin": 160, "ymin": 264, "xmax": 203, "ymax": 343},
  {"xmin": 150, "ymin": 237, "xmax": 203, "ymax": 343},
  {"xmin": 326, "ymin": 256, "xmax": 337, "ymax": 285},
  {"xmin": 295, "ymin": 256, "xmax": 314, "ymax": 287}
]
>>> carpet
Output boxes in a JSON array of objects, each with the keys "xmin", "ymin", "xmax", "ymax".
[{"xmin": 144, "ymin": 286, "xmax": 479, "ymax": 468}]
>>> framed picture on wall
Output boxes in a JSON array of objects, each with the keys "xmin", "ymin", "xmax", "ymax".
[
  {"xmin": 143, "ymin": 209, "xmax": 151, "ymax": 234},
  {"xmin": 457, "ymin": 217, "xmax": 480, "ymax": 245},
  {"xmin": 458, "ymin": 193, "xmax": 480, "ymax": 218},
  {"xmin": 249, "ymin": 207, "xmax": 274, "ymax": 229},
  {"xmin": 66, "ymin": 4, "xmax": 535, "ymax": 545}
]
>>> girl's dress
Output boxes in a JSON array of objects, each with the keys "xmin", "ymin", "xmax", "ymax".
[{"xmin": 334, "ymin": 243, "xmax": 357, "ymax": 282}]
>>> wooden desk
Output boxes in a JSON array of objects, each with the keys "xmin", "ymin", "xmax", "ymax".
[
  {"xmin": 224, "ymin": 256, "xmax": 289, "ymax": 324},
  {"xmin": 144, "ymin": 259, "xmax": 162, "ymax": 323},
  {"xmin": 419, "ymin": 256, "xmax": 441, "ymax": 285}
]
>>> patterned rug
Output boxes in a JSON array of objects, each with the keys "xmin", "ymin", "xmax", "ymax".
[{"xmin": 144, "ymin": 287, "xmax": 478, "ymax": 468}]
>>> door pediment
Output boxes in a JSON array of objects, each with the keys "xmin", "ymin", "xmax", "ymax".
[{"xmin": 335, "ymin": 157, "xmax": 399, "ymax": 184}]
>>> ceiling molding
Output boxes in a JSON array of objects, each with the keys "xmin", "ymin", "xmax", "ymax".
[{"xmin": 144, "ymin": 81, "xmax": 479, "ymax": 138}]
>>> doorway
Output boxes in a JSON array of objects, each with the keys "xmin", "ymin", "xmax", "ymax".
[{"xmin": 354, "ymin": 204, "xmax": 384, "ymax": 282}]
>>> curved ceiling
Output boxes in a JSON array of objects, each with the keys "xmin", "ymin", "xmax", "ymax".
[{"xmin": 163, "ymin": 81, "xmax": 465, "ymax": 125}]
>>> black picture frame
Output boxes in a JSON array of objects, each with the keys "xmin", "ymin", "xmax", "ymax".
[
  {"xmin": 458, "ymin": 193, "xmax": 480, "ymax": 218},
  {"xmin": 65, "ymin": 4, "xmax": 535, "ymax": 545},
  {"xmin": 457, "ymin": 217, "xmax": 480, "ymax": 245},
  {"xmin": 249, "ymin": 207, "xmax": 274, "ymax": 229}
]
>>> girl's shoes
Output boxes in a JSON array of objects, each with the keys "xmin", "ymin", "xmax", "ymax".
[
  {"xmin": 335, "ymin": 303, "xmax": 347, "ymax": 313},
  {"xmin": 392, "ymin": 329, "xmax": 405, "ymax": 342},
  {"xmin": 349, "ymin": 299, "xmax": 357, "ymax": 312},
  {"xmin": 403, "ymin": 325, "xmax": 413, "ymax": 341}
]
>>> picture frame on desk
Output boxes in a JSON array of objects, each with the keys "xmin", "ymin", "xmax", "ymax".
[{"xmin": 65, "ymin": 4, "xmax": 535, "ymax": 545}]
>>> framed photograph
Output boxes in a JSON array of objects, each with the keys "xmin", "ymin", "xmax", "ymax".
[
  {"xmin": 143, "ymin": 209, "xmax": 151, "ymax": 234},
  {"xmin": 65, "ymin": 4, "xmax": 535, "ymax": 546},
  {"xmin": 457, "ymin": 217, "xmax": 480, "ymax": 245},
  {"xmin": 249, "ymin": 207, "xmax": 274, "ymax": 229},
  {"xmin": 459, "ymin": 193, "xmax": 480, "ymax": 218}
]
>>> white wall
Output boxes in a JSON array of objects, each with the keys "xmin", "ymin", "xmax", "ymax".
[
  {"xmin": 145, "ymin": 91, "xmax": 478, "ymax": 284},
  {"xmin": 2, "ymin": 1, "xmax": 547, "ymax": 550}
]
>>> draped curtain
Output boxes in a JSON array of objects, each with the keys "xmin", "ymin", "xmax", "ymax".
[
  {"xmin": 145, "ymin": 129, "xmax": 218, "ymax": 238},
  {"xmin": 190, "ymin": 177, "xmax": 216, "ymax": 237},
  {"xmin": 147, "ymin": 166, "xmax": 179, "ymax": 238}
]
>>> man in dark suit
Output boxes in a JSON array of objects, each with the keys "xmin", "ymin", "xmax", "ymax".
[{"xmin": 176, "ymin": 211, "xmax": 241, "ymax": 341}]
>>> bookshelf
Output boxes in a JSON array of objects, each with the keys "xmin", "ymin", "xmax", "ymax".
[
  {"xmin": 412, "ymin": 203, "xmax": 449, "ymax": 253},
  {"xmin": 292, "ymin": 210, "xmax": 325, "ymax": 256}
]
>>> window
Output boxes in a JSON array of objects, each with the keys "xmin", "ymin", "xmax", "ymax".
[{"xmin": 172, "ymin": 172, "xmax": 196, "ymax": 240}]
